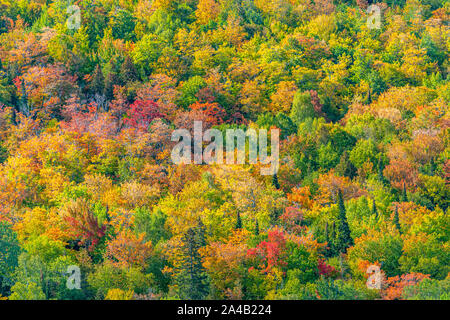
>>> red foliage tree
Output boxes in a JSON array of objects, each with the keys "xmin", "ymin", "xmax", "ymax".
[
  {"xmin": 125, "ymin": 99, "xmax": 163, "ymax": 132},
  {"xmin": 247, "ymin": 227, "xmax": 287, "ymax": 274}
]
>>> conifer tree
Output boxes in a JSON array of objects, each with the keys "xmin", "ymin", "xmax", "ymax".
[
  {"xmin": 336, "ymin": 189, "xmax": 353, "ymax": 254},
  {"xmin": 89, "ymin": 65, "xmax": 105, "ymax": 95},
  {"xmin": 235, "ymin": 212, "xmax": 242, "ymax": 230},
  {"xmin": 372, "ymin": 199, "xmax": 378, "ymax": 219},
  {"xmin": 336, "ymin": 151, "xmax": 357, "ymax": 179},
  {"xmin": 177, "ymin": 225, "xmax": 209, "ymax": 300},
  {"xmin": 18, "ymin": 78, "xmax": 30, "ymax": 117},
  {"xmin": 120, "ymin": 56, "xmax": 138, "ymax": 84},
  {"xmin": 402, "ymin": 181, "xmax": 408, "ymax": 202},
  {"xmin": 272, "ymin": 173, "xmax": 280, "ymax": 189},
  {"xmin": 329, "ymin": 221, "xmax": 337, "ymax": 256},
  {"xmin": 254, "ymin": 218, "xmax": 259, "ymax": 235},
  {"xmin": 377, "ymin": 156, "xmax": 384, "ymax": 183},
  {"xmin": 104, "ymin": 71, "xmax": 118, "ymax": 101},
  {"xmin": 394, "ymin": 206, "xmax": 401, "ymax": 234}
]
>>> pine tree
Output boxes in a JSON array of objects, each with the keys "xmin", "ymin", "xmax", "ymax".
[
  {"xmin": 104, "ymin": 71, "xmax": 118, "ymax": 101},
  {"xmin": 402, "ymin": 181, "xmax": 408, "ymax": 202},
  {"xmin": 377, "ymin": 156, "xmax": 384, "ymax": 183},
  {"xmin": 336, "ymin": 151, "xmax": 357, "ymax": 179},
  {"xmin": 330, "ymin": 221, "xmax": 336, "ymax": 256},
  {"xmin": 18, "ymin": 78, "xmax": 30, "ymax": 117},
  {"xmin": 235, "ymin": 212, "xmax": 242, "ymax": 230},
  {"xmin": 89, "ymin": 64, "xmax": 105, "ymax": 95},
  {"xmin": 372, "ymin": 199, "xmax": 378, "ymax": 219},
  {"xmin": 120, "ymin": 56, "xmax": 138, "ymax": 84},
  {"xmin": 325, "ymin": 222, "xmax": 331, "ymax": 257},
  {"xmin": 177, "ymin": 226, "xmax": 209, "ymax": 300},
  {"xmin": 195, "ymin": 218, "xmax": 206, "ymax": 247},
  {"xmin": 336, "ymin": 189, "xmax": 353, "ymax": 254},
  {"xmin": 394, "ymin": 206, "xmax": 401, "ymax": 234},
  {"xmin": 272, "ymin": 173, "xmax": 280, "ymax": 189},
  {"xmin": 254, "ymin": 218, "xmax": 259, "ymax": 235}
]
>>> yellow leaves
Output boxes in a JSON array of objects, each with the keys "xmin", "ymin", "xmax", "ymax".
[
  {"xmin": 13, "ymin": 207, "xmax": 67, "ymax": 244},
  {"xmin": 38, "ymin": 167, "xmax": 70, "ymax": 203},
  {"xmin": 120, "ymin": 181, "xmax": 160, "ymax": 209},
  {"xmin": 195, "ymin": 0, "xmax": 220, "ymax": 25},
  {"xmin": 304, "ymin": 14, "xmax": 337, "ymax": 41},
  {"xmin": 105, "ymin": 288, "xmax": 134, "ymax": 300},
  {"xmin": 400, "ymin": 47, "xmax": 435, "ymax": 83},
  {"xmin": 269, "ymin": 81, "xmax": 298, "ymax": 114}
]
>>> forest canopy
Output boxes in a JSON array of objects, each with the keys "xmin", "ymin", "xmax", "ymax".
[{"xmin": 0, "ymin": 0, "xmax": 449, "ymax": 300}]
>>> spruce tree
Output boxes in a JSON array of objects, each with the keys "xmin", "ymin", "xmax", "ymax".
[
  {"xmin": 272, "ymin": 173, "xmax": 280, "ymax": 189},
  {"xmin": 377, "ymin": 156, "xmax": 384, "ymax": 183},
  {"xmin": 402, "ymin": 181, "xmax": 408, "ymax": 202},
  {"xmin": 89, "ymin": 64, "xmax": 105, "ymax": 95},
  {"xmin": 254, "ymin": 218, "xmax": 259, "ymax": 235},
  {"xmin": 336, "ymin": 151, "xmax": 357, "ymax": 179},
  {"xmin": 104, "ymin": 71, "xmax": 118, "ymax": 101},
  {"xmin": 336, "ymin": 189, "xmax": 353, "ymax": 254},
  {"xmin": 394, "ymin": 206, "xmax": 401, "ymax": 234},
  {"xmin": 325, "ymin": 222, "xmax": 331, "ymax": 257},
  {"xmin": 177, "ymin": 226, "xmax": 209, "ymax": 300},
  {"xmin": 120, "ymin": 56, "xmax": 138, "ymax": 84},
  {"xmin": 235, "ymin": 212, "xmax": 242, "ymax": 230},
  {"xmin": 330, "ymin": 221, "xmax": 337, "ymax": 256},
  {"xmin": 18, "ymin": 78, "xmax": 30, "ymax": 116},
  {"xmin": 372, "ymin": 199, "xmax": 378, "ymax": 219}
]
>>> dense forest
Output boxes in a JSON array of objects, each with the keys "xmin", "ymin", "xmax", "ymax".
[{"xmin": 0, "ymin": 0, "xmax": 449, "ymax": 300}]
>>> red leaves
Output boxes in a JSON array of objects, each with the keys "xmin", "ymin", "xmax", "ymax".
[
  {"xmin": 63, "ymin": 199, "xmax": 106, "ymax": 248},
  {"xmin": 318, "ymin": 259, "xmax": 337, "ymax": 277},
  {"xmin": 279, "ymin": 206, "xmax": 304, "ymax": 235},
  {"xmin": 125, "ymin": 99, "xmax": 163, "ymax": 131},
  {"xmin": 247, "ymin": 227, "xmax": 287, "ymax": 274},
  {"xmin": 190, "ymin": 101, "xmax": 226, "ymax": 127}
]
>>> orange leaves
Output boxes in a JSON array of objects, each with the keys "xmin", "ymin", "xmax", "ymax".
[
  {"xmin": 384, "ymin": 158, "xmax": 418, "ymax": 191},
  {"xmin": 106, "ymin": 231, "xmax": 152, "ymax": 269},
  {"xmin": 190, "ymin": 101, "xmax": 226, "ymax": 127},
  {"xmin": 316, "ymin": 170, "xmax": 365, "ymax": 205},
  {"xmin": 201, "ymin": 229, "xmax": 250, "ymax": 297},
  {"xmin": 382, "ymin": 273, "xmax": 430, "ymax": 300},
  {"xmin": 287, "ymin": 186, "xmax": 313, "ymax": 210}
]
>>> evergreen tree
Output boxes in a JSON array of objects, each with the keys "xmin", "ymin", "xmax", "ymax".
[
  {"xmin": 330, "ymin": 221, "xmax": 336, "ymax": 255},
  {"xmin": 402, "ymin": 181, "xmax": 408, "ymax": 202},
  {"xmin": 336, "ymin": 189, "xmax": 353, "ymax": 254},
  {"xmin": 177, "ymin": 226, "xmax": 209, "ymax": 300},
  {"xmin": 377, "ymin": 155, "xmax": 384, "ymax": 183},
  {"xmin": 104, "ymin": 71, "xmax": 118, "ymax": 101},
  {"xmin": 254, "ymin": 218, "xmax": 259, "ymax": 235},
  {"xmin": 372, "ymin": 199, "xmax": 378, "ymax": 219},
  {"xmin": 272, "ymin": 173, "xmax": 280, "ymax": 189},
  {"xmin": 195, "ymin": 218, "xmax": 207, "ymax": 247},
  {"xmin": 325, "ymin": 222, "xmax": 331, "ymax": 257},
  {"xmin": 120, "ymin": 56, "xmax": 138, "ymax": 84},
  {"xmin": 336, "ymin": 151, "xmax": 357, "ymax": 179},
  {"xmin": 18, "ymin": 78, "xmax": 30, "ymax": 117},
  {"xmin": 394, "ymin": 206, "xmax": 401, "ymax": 234},
  {"xmin": 89, "ymin": 64, "xmax": 105, "ymax": 95},
  {"xmin": 235, "ymin": 212, "xmax": 242, "ymax": 230}
]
